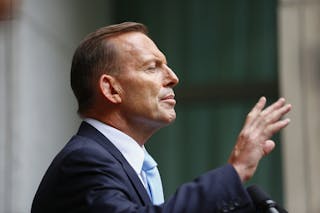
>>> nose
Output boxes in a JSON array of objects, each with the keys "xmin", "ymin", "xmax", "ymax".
[{"xmin": 164, "ymin": 65, "xmax": 179, "ymax": 88}]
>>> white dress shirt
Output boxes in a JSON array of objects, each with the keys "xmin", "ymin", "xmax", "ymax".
[{"xmin": 84, "ymin": 118, "xmax": 148, "ymax": 188}]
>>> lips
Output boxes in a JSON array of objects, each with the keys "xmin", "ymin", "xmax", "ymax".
[
  {"xmin": 162, "ymin": 94, "xmax": 175, "ymax": 100},
  {"xmin": 160, "ymin": 93, "xmax": 176, "ymax": 105}
]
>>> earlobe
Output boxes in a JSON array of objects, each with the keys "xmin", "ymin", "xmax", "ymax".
[{"xmin": 99, "ymin": 74, "xmax": 122, "ymax": 104}]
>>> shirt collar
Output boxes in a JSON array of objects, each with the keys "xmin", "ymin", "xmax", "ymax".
[{"xmin": 84, "ymin": 118, "xmax": 145, "ymax": 175}]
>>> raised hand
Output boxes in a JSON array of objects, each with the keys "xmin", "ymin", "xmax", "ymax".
[{"xmin": 228, "ymin": 97, "xmax": 292, "ymax": 182}]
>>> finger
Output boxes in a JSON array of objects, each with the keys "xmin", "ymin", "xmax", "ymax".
[
  {"xmin": 246, "ymin": 97, "xmax": 267, "ymax": 124},
  {"xmin": 251, "ymin": 101, "xmax": 291, "ymax": 133},
  {"xmin": 253, "ymin": 103, "xmax": 291, "ymax": 131},
  {"xmin": 265, "ymin": 103, "xmax": 292, "ymax": 124},
  {"xmin": 260, "ymin": 97, "xmax": 286, "ymax": 117},
  {"xmin": 264, "ymin": 118, "xmax": 291, "ymax": 137},
  {"xmin": 262, "ymin": 140, "xmax": 275, "ymax": 156}
]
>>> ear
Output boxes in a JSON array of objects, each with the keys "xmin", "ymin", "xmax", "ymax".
[{"xmin": 99, "ymin": 74, "xmax": 122, "ymax": 104}]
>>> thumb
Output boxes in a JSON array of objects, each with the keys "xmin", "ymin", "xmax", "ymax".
[{"xmin": 262, "ymin": 140, "xmax": 275, "ymax": 156}]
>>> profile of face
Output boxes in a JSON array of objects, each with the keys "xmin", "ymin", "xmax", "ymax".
[{"xmin": 111, "ymin": 32, "xmax": 179, "ymax": 130}]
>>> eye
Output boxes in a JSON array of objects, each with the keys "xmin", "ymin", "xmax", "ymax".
[
  {"xmin": 145, "ymin": 64, "xmax": 158, "ymax": 73},
  {"xmin": 147, "ymin": 65, "xmax": 156, "ymax": 70}
]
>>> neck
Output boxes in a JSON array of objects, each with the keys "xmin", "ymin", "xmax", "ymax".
[{"xmin": 84, "ymin": 111, "xmax": 159, "ymax": 146}]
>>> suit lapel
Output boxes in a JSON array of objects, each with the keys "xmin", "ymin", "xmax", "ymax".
[{"xmin": 77, "ymin": 122, "xmax": 152, "ymax": 205}]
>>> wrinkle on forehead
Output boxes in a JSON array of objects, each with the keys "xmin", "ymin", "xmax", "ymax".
[{"xmin": 113, "ymin": 32, "xmax": 167, "ymax": 67}]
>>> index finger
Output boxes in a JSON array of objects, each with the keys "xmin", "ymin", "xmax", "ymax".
[{"xmin": 245, "ymin": 96, "xmax": 267, "ymax": 123}]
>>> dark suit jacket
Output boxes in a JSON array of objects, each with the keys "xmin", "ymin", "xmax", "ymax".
[{"xmin": 31, "ymin": 122, "xmax": 255, "ymax": 213}]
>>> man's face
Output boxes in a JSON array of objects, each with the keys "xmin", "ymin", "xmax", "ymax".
[{"xmin": 113, "ymin": 32, "xmax": 179, "ymax": 130}]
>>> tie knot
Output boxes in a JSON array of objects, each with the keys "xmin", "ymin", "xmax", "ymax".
[{"xmin": 142, "ymin": 151, "xmax": 157, "ymax": 171}]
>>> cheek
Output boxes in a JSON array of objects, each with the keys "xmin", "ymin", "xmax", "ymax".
[
  {"xmin": 118, "ymin": 72, "xmax": 162, "ymax": 108},
  {"xmin": 140, "ymin": 85, "xmax": 160, "ymax": 108},
  {"xmin": 125, "ymin": 82, "xmax": 160, "ymax": 107},
  {"xmin": 137, "ymin": 78, "xmax": 160, "ymax": 97}
]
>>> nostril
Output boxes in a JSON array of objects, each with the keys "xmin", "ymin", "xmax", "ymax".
[
  {"xmin": 167, "ymin": 75, "xmax": 179, "ymax": 88},
  {"xmin": 170, "ymin": 72, "xmax": 179, "ymax": 86}
]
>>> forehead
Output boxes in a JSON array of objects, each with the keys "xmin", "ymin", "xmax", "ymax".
[{"xmin": 113, "ymin": 32, "xmax": 166, "ymax": 63}]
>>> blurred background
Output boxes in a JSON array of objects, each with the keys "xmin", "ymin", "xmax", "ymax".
[{"xmin": 0, "ymin": 0, "xmax": 319, "ymax": 212}]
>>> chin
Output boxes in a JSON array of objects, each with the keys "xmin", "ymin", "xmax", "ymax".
[
  {"xmin": 165, "ymin": 112, "xmax": 176, "ymax": 124},
  {"xmin": 155, "ymin": 108, "xmax": 176, "ymax": 126}
]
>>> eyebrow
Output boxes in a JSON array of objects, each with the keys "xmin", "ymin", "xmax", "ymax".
[{"xmin": 141, "ymin": 55, "xmax": 167, "ymax": 67}]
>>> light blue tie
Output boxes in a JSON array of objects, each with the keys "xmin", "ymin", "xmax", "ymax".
[{"xmin": 142, "ymin": 150, "xmax": 164, "ymax": 205}]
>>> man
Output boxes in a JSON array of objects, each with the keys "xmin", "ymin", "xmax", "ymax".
[{"xmin": 31, "ymin": 22, "xmax": 291, "ymax": 213}]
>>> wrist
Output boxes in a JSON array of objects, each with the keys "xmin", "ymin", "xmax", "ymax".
[{"xmin": 229, "ymin": 161, "xmax": 253, "ymax": 183}]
